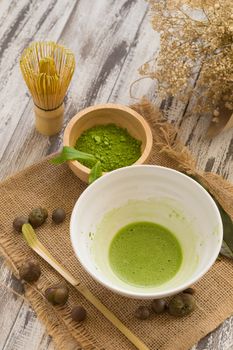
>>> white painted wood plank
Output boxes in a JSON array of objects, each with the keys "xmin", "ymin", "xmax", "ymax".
[
  {"xmin": 63, "ymin": 0, "xmax": 150, "ymax": 108},
  {"xmin": 2, "ymin": 303, "xmax": 54, "ymax": 350},
  {"xmin": 0, "ymin": 0, "xmax": 30, "ymax": 38},
  {"xmin": 192, "ymin": 317, "xmax": 233, "ymax": 350},
  {"xmin": 162, "ymin": 90, "xmax": 233, "ymax": 180}
]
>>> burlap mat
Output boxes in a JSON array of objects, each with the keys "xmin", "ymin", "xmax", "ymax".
[{"xmin": 1, "ymin": 99, "xmax": 233, "ymax": 350}]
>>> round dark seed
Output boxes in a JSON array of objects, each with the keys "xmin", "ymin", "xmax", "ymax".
[
  {"xmin": 168, "ymin": 294, "xmax": 196, "ymax": 317},
  {"xmin": 52, "ymin": 208, "xmax": 66, "ymax": 224},
  {"xmin": 151, "ymin": 299, "xmax": 166, "ymax": 314},
  {"xmin": 135, "ymin": 306, "xmax": 150, "ymax": 320},
  {"xmin": 13, "ymin": 216, "xmax": 28, "ymax": 233},
  {"xmin": 29, "ymin": 207, "xmax": 47, "ymax": 228},
  {"xmin": 71, "ymin": 306, "xmax": 87, "ymax": 322},
  {"xmin": 19, "ymin": 260, "xmax": 41, "ymax": 283}
]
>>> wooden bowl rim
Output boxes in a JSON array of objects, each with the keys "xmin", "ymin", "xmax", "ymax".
[{"xmin": 63, "ymin": 103, "xmax": 153, "ymax": 175}]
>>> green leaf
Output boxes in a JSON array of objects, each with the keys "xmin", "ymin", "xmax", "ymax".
[
  {"xmin": 221, "ymin": 241, "xmax": 233, "ymax": 259},
  {"xmin": 89, "ymin": 161, "xmax": 102, "ymax": 184},
  {"xmin": 216, "ymin": 204, "xmax": 233, "ymax": 257},
  {"xmin": 51, "ymin": 146, "xmax": 96, "ymax": 165}
]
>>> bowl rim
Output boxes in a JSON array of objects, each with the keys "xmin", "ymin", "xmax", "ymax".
[
  {"xmin": 63, "ymin": 103, "xmax": 153, "ymax": 175},
  {"xmin": 70, "ymin": 165, "xmax": 223, "ymax": 299}
]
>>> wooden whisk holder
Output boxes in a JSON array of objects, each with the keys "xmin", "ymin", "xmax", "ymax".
[{"xmin": 34, "ymin": 103, "xmax": 64, "ymax": 136}]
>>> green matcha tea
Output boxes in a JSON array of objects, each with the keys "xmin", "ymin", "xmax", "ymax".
[
  {"xmin": 75, "ymin": 124, "xmax": 141, "ymax": 171},
  {"xmin": 109, "ymin": 221, "xmax": 182, "ymax": 287}
]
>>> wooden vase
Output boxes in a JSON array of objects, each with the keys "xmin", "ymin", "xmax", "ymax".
[{"xmin": 34, "ymin": 103, "xmax": 64, "ymax": 136}]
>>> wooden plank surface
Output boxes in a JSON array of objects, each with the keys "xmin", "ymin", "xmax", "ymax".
[{"xmin": 0, "ymin": 1, "xmax": 233, "ymax": 349}]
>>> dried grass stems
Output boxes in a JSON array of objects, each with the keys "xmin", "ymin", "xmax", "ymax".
[{"xmin": 140, "ymin": 0, "xmax": 233, "ymax": 120}]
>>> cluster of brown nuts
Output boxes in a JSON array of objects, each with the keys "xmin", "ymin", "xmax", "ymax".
[
  {"xmin": 135, "ymin": 288, "xmax": 196, "ymax": 320},
  {"xmin": 18, "ymin": 259, "xmax": 87, "ymax": 323},
  {"xmin": 13, "ymin": 207, "xmax": 66, "ymax": 232},
  {"xmin": 15, "ymin": 206, "xmax": 86, "ymax": 323},
  {"xmin": 44, "ymin": 284, "xmax": 87, "ymax": 322}
]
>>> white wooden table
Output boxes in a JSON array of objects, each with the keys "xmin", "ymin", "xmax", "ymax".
[{"xmin": 0, "ymin": 1, "xmax": 233, "ymax": 349}]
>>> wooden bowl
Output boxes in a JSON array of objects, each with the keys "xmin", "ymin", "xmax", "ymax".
[{"xmin": 63, "ymin": 103, "xmax": 153, "ymax": 183}]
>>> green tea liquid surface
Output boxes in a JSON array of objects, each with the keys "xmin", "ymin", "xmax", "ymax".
[{"xmin": 109, "ymin": 221, "xmax": 182, "ymax": 286}]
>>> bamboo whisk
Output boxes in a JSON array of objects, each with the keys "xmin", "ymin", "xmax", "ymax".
[{"xmin": 20, "ymin": 41, "xmax": 75, "ymax": 136}]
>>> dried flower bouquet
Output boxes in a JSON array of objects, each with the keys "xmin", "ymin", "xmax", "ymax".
[{"xmin": 140, "ymin": 0, "xmax": 233, "ymax": 133}]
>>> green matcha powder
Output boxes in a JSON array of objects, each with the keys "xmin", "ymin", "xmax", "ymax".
[{"xmin": 75, "ymin": 124, "xmax": 142, "ymax": 171}]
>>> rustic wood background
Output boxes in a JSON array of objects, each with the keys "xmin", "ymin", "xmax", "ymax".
[{"xmin": 0, "ymin": 0, "xmax": 233, "ymax": 349}]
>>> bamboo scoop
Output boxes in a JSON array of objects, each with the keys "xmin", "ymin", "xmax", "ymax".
[{"xmin": 22, "ymin": 224, "xmax": 150, "ymax": 350}]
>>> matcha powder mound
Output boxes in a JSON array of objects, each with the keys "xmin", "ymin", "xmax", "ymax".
[{"xmin": 75, "ymin": 124, "xmax": 142, "ymax": 172}]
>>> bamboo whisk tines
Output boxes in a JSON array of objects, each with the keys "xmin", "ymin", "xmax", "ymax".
[{"xmin": 20, "ymin": 41, "xmax": 75, "ymax": 136}]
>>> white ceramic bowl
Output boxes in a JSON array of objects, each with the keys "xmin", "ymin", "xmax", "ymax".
[{"xmin": 70, "ymin": 165, "xmax": 223, "ymax": 299}]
